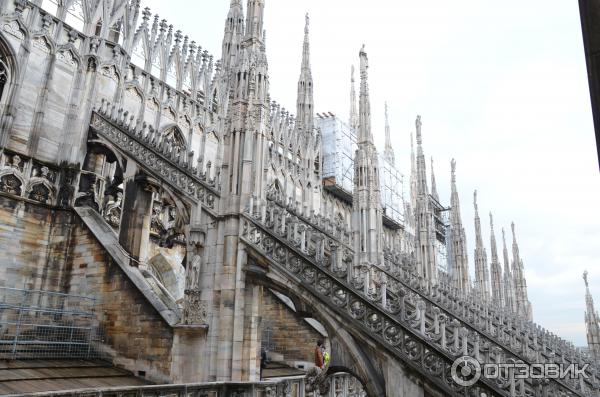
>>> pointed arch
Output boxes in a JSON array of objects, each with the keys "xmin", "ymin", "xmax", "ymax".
[
  {"xmin": 0, "ymin": 32, "xmax": 18, "ymax": 119},
  {"xmin": 166, "ymin": 57, "xmax": 178, "ymax": 88},
  {"xmin": 151, "ymin": 49, "xmax": 162, "ymax": 79},
  {"xmin": 161, "ymin": 124, "xmax": 187, "ymax": 153},
  {"xmin": 203, "ymin": 130, "xmax": 219, "ymax": 178},
  {"xmin": 0, "ymin": 168, "xmax": 25, "ymax": 196},
  {"xmin": 182, "ymin": 66, "xmax": 192, "ymax": 94},
  {"xmin": 122, "ymin": 84, "xmax": 143, "ymax": 119},
  {"xmin": 25, "ymin": 179, "xmax": 55, "ymax": 204},
  {"xmin": 131, "ymin": 33, "xmax": 148, "ymax": 69},
  {"xmin": 108, "ymin": 18, "xmax": 123, "ymax": 45}
]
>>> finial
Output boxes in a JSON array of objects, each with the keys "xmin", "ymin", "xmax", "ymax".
[
  {"xmin": 473, "ymin": 190, "xmax": 479, "ymax": 212},
  {"xmin": 351, "ymin": 65, "xmax": 355, "ymax": 82},
  {"xmin": 359, "ymin": 45, "xmax": 368, "ymax": 72},
  {"xmin": 142, "ymin": 7, "xmax": 151, "ymax": 23},
  {"xmin": 415, "ymin": 116, "xmax": 422, "ymax": 144},
  {"xmin": 489, "ymin": 212, "xmax": 494, "ymax": 229},
  {"xmin": 174, "ymin": 30, "xmax": 183, "ymax": 45},
  {"xmin": 305, "ymin": 13, "xmax": 310, "ymax": 35},
  {"xmin": 451, "ymin": 158, "xmax": 457, "ymax": 180},
  {"xmin": 159, "ymin": 19, "xmax": 168, "ymax": 33},
  {"xmin": 584, "ymin": 270, "xmax": 589, "ymax": 288}
]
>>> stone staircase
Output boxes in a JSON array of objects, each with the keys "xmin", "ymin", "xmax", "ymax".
[{"xmin": 240, "ymin": 196, "xmax": 600, "ymax": 397}]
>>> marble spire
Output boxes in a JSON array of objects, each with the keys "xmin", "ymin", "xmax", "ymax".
[
  {"xmin": 383, "ymin": 102, "xmax": 395, "ymax": 165},
  {"xmin": 414, "ymin": 116, "xmax": 437, "ymax": 283},
  {"xmin": 295, "ymin": 13, "xmax": 313, "ymax": 134},
  {"xmin": 430, "ymin": 158, "xmax": 439, "ymax": 202},
  {"xmin": 449, "ymin": 159, "xmax": 469, "ymax": 294},
  {"xmin": 511, "ymin": 222, "xmax": 533, "ymax": 320},
  {"xmin": 473, "ymin": 190, "xmax": 490, "ymax": 301},
  {"xmin": 221, "ymin": 0, "xmax": 245, "ymax": 71},
  {"xmin": 489, "ymin": 212, "xmax": 504, "ymax": 306},
  {"xmin": 352, "ymin": 45, "xmax": 384, "ymax": 296},
  {"xmin": 357, "ymin": 45, "xmax": 373, "ymax": 145},
  {"xmin": 584, "ymin": 271, "xmax": 600, "ymax": 362},
  {"xmin": 502, "ymin": 228, "xmax": 516, "ymax": 313},
  {"xmin": 245, "ymin": 0, "xmax": 265, "ymax": 43}
]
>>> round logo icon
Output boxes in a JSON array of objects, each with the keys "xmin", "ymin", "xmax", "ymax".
[{"xmin": 451, "ymin": 356, "xmax": 481, "ymax": 387}]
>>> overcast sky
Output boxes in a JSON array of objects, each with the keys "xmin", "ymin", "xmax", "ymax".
[{"xmin": 142, "ymin": 0, "xmax": 600, "ymax": 345}]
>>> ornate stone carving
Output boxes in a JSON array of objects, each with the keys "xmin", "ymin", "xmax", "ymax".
[
  {"xmin": 182, "ymin": 289, "xmax": 207, "ymax": 325},
  {"xmin": 90, "ymin": 110, "xmax": 219, "ymax": 211},
  {"xmin": 239, "ymin": 204, "xmax": 596, "ymax": 396},
  {"xmin": 181, "ymin": 223, "xmax": 207, "ymax": 325},
  {"xmin": 27, "ymin": 183, "xmax": 50, "ymax": 204},
  {"xmin": 3, "ymin": 21, "xmax": 24, "ymax": 40},
  {"xmin": 57, "ymin": 168, "xmax": 76, "ymax": 208},
  {"xmin": 0, "ymin": 174, "xmax": 21, "ymax": 195},
  {"xmin": 103, "ymin": 192, "xmax": 122, "ymax": 227},
  {"xmin": 57, "ymin": 50, "xmax": 77, "ymax": 67},
  {"xmin": 33, "ymin": 37, "xmax": 51, "ymax": 54},
  {"xmin": 101, "ymin": 66, "xmax": 118, "ymax": 82}
]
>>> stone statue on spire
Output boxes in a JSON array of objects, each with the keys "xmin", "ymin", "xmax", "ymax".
[{"xmin": 585, "ymin": 270, "xmax": 589, "ymax": 287}]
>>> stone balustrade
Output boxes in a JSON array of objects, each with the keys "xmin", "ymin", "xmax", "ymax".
[
  {"xmin": 242, "ymin": 196, "xmax": 599, "ymax": 397},
  {"xmin": 90, "ymin": 102, "xmax": 220, "ymax": 211},
  {"xmin": 261, "ymin": 192, "xmax": 597, "ymax": 377}
]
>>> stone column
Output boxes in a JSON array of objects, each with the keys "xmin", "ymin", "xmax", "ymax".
[
  {"xmin": 171, "ymin": 204, "xmax": 209, "ymax": 383},
  {"xmin": 182, "ymin": 204, "xmax": 207, "ymax": 325},
  {"xmin": 118, "ymin": 164, "xmax": 153, "ymax": 265}
]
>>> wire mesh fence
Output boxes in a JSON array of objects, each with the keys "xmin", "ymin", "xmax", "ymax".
[{"xmin": 0, "ymin": 287, "xmax": 104, "ymax": 359}]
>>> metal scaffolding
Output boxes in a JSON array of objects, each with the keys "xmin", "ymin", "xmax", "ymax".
[
  {"xmin": 0, "ymin": 287, "xmax": 104, "ymax": 360},
  {"xmin": 317, "ymin": 113, "xmax": 405, "ymax": 226}
]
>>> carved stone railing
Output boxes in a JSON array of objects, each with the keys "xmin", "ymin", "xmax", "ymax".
[
  {"xmin": 90, "ymin": 102, "xmax": 220, "ymax": 212},
  {"xmin": 241, "ymin": 200, "xmax": 598, "ymax": 397},
  {"xmin": 257, "ymin": 194, "xmax": 598, "ymax": 387},
  {"xmin": 383, "ymin": 256, "xmax": 599, "ymax": 378},
  {"xmin": 262, "ymin": 189, "xmax": 353, "ymax": 246},
  {"xmin": 241, "ymin": 214, "xmax": 505, "ymax": 396}
]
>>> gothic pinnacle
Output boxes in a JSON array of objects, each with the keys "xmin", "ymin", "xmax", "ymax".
[
  {"xmin": 473, "ymin": 190, "xmax": 490, "ymax": 301},
  {"xmin": 489, "ymin": 212, "xmax": 503, "ymax": 306},
  {"xmin": 416, "ymin": 115, "xmax": 423, "ymax": 146},
  {"xmin": 430, "ymin": 158, "xmax": 438, "ymax": 201},
  {"xmin": 301, "ymin": 13, "xmax": 311, "ymax": 72},
  {"xmin": 451, "ymin": 158, "xmax": 457, "ymax": 184},
  {"xmin": 584, "ymin": 270, "xmax": 600, "ymax": 362},
  {"xmin": 358, "ymin": 45, "xmax": 373, "ymax": 145},
  {"xmin": 449, "ymin": 158, "xmax": 469, "ymax": 294},
  {"xmin": 585, "ymin": 270, "xmax": 589, "ymax": 288},
  {"xmin": 383, "ymin": 102, "xmax": 395, "ymax": 165},
  {"xmin": 245, "ymin": 0, "xmax": 265, "ymax": 43},
  {"xmin": 296, "ymin": 12, "xmax": 313, "ymax": 133}
]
